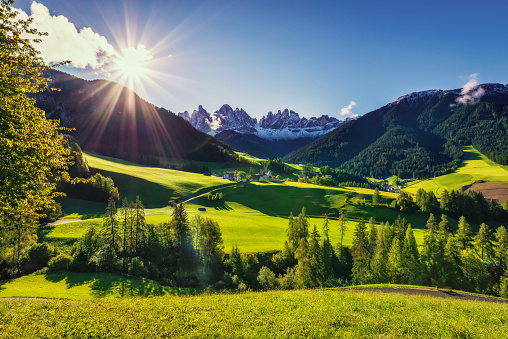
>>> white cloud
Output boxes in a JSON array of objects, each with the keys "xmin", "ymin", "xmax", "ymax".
[
  {"xmin": 120, "ymin": 45, "xmax": 153, "ymax": 64},
  {"xmin": 339, "ymin": 101, "xmax": 357, "ymax": 116},
  {"xmin": 456, "ymin": 73, "xmax": 485, "ymax": 105},
  {"xmin": 14, "ymin": 2, "xmax": 115, "ymax": 69}
]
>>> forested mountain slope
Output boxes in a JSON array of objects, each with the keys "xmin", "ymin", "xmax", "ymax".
[
  {"xmin": 284, "ymin": 84, "xmax": 508, "ymax": 178},
  {"xmin": 33, "ymin": 70, "xmax": 235, "ymax": 166}
]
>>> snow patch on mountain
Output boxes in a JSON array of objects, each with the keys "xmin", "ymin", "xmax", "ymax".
[
  {"xmin": 179, "ymin": 105, "xmax": 353, "ymax": 140},
  {"xmin": 391, "ymin": 83, "xmax": 508, "ymax": 107}
]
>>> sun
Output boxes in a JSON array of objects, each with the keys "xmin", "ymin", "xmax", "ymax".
[{"xmin": 114, "ymin": 45, "xmax": 153, "ymax": 79}]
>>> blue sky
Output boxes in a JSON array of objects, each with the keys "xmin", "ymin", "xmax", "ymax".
[{"xmin": 13, "ymin": 0, "xmax": 508, "ymax": 119}]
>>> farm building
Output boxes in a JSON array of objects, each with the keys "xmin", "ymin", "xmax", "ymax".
[{"xmin": 223, "ymin": 170, "xmax": 236, "ymax": 179}]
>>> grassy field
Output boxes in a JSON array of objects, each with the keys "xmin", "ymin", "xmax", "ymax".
[
  {"xmin": 46, "ymin": 152, "xmax": 451, "ymax": 254},
  {"xmin": 0, "ymin": 272, "xmax": 192, "ymax": 299},
  {"xmin": 84, "ymin": 152, "xmax": 232, "ymax": 206},
  {"xmin": 405, "ymin": 146, "xmax": 508, "ymax": 197},
  {"xmin": 1, "ymin": 288, "xmax": 507, "ymax": 337}
]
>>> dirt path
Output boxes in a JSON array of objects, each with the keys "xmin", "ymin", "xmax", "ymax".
[
  {"xmin": 342, "ymin": 287, "xmax": 508, "ymax": 304},
  {"xmin": 49, "ymin": 219, "xmax": 81, "ymax": 225}
]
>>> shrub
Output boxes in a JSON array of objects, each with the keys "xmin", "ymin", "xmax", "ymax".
[
  {"xmin": 48, "ymin": 254, "xmax": 73, "ymax": 271},
  {"xmin": 128, "ymin": 257, "xmax": 148, "ymax": 277},
  {"xmin": 22, "ymin": 242, "xmax": 59, "ymax": 273},
  {"xmin": 257, "ymin": 266, "xmax": 278, "ymax": 290}
]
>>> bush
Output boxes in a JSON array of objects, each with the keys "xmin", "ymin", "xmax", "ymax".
[
  {"xmin": 128, "ymin": 257, "xmax": 148, "ymax": 277},
  {"xmin": 22, "ymin": 242, "xmax": 59, "ymax": 273},
  {"xmin": 257, "ymin": 266, "xmax": 278, "ymax": 290},
  {"xmin": 278, "ymin": 267, "xmax": 299, "ymax": 290},
  {"xmin": 48, "ymin": 254, "xmax": 72, "ymax": 271}
]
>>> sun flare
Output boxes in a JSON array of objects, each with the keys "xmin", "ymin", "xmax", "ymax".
[{"xmin": 114, "ymin": 45, "xmax": 153, "ymax": 79}]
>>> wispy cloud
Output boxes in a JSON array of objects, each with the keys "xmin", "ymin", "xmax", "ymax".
[
  {"xmin": 456, "ymin": 73, "xmax": 485, "ymax": 105},
  {"xmin": 339, "ymin": 101, "xmax": 357, "ymax": 116},
  {"xmin": 14, "ymin": 2, "xmax": 115, "ymax": 69}
]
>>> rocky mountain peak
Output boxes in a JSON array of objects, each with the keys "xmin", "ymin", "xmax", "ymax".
[{"xmin": 179, "ymin": 104, "xmax": 351, "ymax": 140}]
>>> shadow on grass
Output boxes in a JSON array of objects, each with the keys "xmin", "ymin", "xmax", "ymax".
[
  {"xmin": 43, "ymin": 272, "xmax": 196, "ymax": 297},
  {"xmin": 213, "ymin": 202, "xmax": 233, "ymax": 211}
]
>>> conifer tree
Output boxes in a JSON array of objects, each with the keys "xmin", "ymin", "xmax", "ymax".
[
  {"xmin": 368, "ymin": 217, "xmax": 377, "ymax": 259},
  {"xmin": 387, "ymin": 237, "xmax": 403, "ymax": 283},
  {"xmin": 120, "ymin": 197, "xmax": 131, "ymax": 255},
  {"xmin": 133, "ymin": 196, "xmax": 145, "ymax": 254},
  {"xmin": 439, "ymin": 214, "xmax": 452, "ymax": 237},
  {"xmin": 337, "ymin": 211, "xmax": 347, "ymax": 258},
  {"xmin": 351, "ymin": 220, "xmax": 369, "ymax": 283},
  {"xmin": 403, "ymin": 225, "xmax": 419, "ymax": 259},
  {"xmin": 457, "ymin": 216, "xmax": 472, "ymax": 250},
  {"xmin": 308, "ymin": 224, "xmax": 322, "ymax": 286},
  {"xmin": 102, "ymin": 197, "xmax": 119, "ymax": 252},
  {"xmin": 495, "ymin": 226, "xmax": 508, "ymax": 269},
  {"xmin": 320, "ymin": 215, "xmax": 335, "ymax": 282},
  {"xmin": 475, "ymin": 223, "xmax": 492, "ymax": 261},
  {"xmin": 426, "ymin": 213, "xmax": 437, "ymax": 233},
  {"xmin": 372, "ymin": 187, "xmax": 381, "ymax": 205}
]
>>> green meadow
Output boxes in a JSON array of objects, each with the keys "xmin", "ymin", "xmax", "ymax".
[
  {"xmin": 84, "ymin": 152, "xmax": 232, "ymax": 205},
  {"xmin": 46, "ymin": 153, "xmax": 446, "ymax": 253},
  {"xmin": 1, "ymin": 288, "xmax": 507, "ymax": 337},
  {"xmin": 405, "ymin": 146, "xmax": 508, "ymax": 197},
  {"xmin": 0, "ymin": 272, "xmax": 191, "ymax": 299}
]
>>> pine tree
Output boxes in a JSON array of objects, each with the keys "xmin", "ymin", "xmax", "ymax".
[
  {"xmin": 369, "ymin": 222, "xmax": 388, "ymax": 283},
  {"xmin": 495, "ymin": 226, "xmax": 508, "ymax": 269},
  {"xmin": 321, "ymin": 219, "xmax": 336, "ymax": 284},
  {"xmin": 457, "ymin": 216, "xmax": 472, "ymax": 250},
  {"xmin": 351, "ymin": 220, "xmax": 369, "ymax": 284},
  {"xmin": 475, "ymin": 223, "xmax": 492, "ymax": 261},
  {"xmin": 308, "ymin": 224, "xmax": 322, "ymax": 286},
  {"xmin": 102, "ymin": 197, "xmax": 119, "ymax": 252},
  {"xmin": 372, "ymin": 187, "xmax": 381, "ymax": 205},
  {"xmin": 337, "ymin": 211, "xmax": 347, "ymax": 258},
  {"xmin": 439, "ymin": 214, "xmax": 452, "ymax": 237},
  {"xmin": 120, "ymin": 197, "xmax": 132, "ymax": 255},
  {"xmin": 368, "ymin": 217, "xmax": 377, "ymax": 259},
  {"xmin": 426, "ymin": 213, "xmax": 437, "ymax": 233},
  {"xmin": 133, "ymin": 196, "xmax": 145, "ymax": 254},
  {"xmin": 403, "ymin": 225, "xmax": 419, "ymax": 259},
  {"xmin": 387, "ymin": 237, "xmax": 403, "ymax": 283}
]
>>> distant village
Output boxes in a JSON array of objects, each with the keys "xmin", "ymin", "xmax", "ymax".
[{"xmin": 221, "ymin": 169, "xmax": 283, "ymax": 183}]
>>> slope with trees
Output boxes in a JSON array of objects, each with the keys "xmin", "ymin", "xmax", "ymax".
[{"xmin": 285, "ymin": 87, "xmax": 508, "ymax": 178}]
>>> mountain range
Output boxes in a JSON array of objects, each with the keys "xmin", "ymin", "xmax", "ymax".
[
  {"xmin": 177, "ymin": 104, "xmax": 354, "ymax": 158},
  {"xmin": 284, "ymin": 83, "xmax": 508, "ymax": 178},
  {"xmin": 178, "ymin": 104, "xmax": 354, "ymax": 140}
]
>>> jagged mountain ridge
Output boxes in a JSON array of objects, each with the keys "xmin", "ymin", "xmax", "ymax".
[
  {"xmin": 178, "ymin": 104, "xmax": 354, "ymax": 140},
  {"xmin": 33, "ymin": 70, "xmax": 235, "ymax": 165},
  {"xmin": 284, "ymin": 83, "xmax": 508, "ymax": 178}
]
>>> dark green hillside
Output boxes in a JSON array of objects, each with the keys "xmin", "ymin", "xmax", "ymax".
[
  {"xmin": 215, "ymin": 129, "xmax": 315, "ymax": 158},
  {"xmin": 284, "ymin": 86, "xmax": 508, "ymax": 178},
  {"xmin": 33, "ymin": 70, "xmax": 235, "ymax": 166}
]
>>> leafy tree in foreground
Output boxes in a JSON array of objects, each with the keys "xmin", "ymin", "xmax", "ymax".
[
  {"xmin": 1, "ymin": 1, "xmax": 73, "ymax": 275},
  {"xmin": 0, "ymin": 0, "xmax": 72, "ymax": 222}
]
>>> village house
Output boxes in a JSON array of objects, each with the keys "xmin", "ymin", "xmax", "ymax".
[{"xmin": 223, "ymin": 170, "xmax": 236, "ymax": 180}]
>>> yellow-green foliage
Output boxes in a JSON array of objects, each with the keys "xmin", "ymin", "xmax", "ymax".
[
  {"xmin": 0, "ymin": 289, "xmax": 507, "ymax": 337},
  {"xmin": 406, "ymin": 146, "xmax": 508, "ymax": 197}
]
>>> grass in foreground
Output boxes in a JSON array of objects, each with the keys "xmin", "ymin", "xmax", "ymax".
[
  {"xmin": 0, "ymin": 272, "xmax": 192, "ymax": 299},
  {"xmin": 406, "ymin": 146, "xmax": 508, "ymax": 197},
  {"xmin": 1, "ymin": 288, "xmax": 507, "ymax": 337}
]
